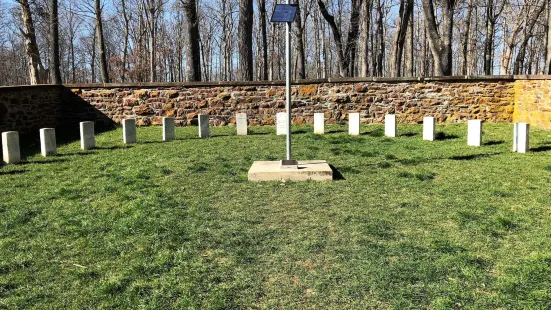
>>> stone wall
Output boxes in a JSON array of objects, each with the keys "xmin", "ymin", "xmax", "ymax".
[
  {"xmin": 66, "ymin": 78, "xmax": 515, "ymax": 127},
  {"xmin": 2, "ymin": 76, "xmax": 551, "ymax": 140},
  {"xmin": 0, "ymin": 85, "xmax": 61, "ymax": 136},
  {"xmin": 513, "ymin": 79, "xmax": 551, "ymax": 129}
]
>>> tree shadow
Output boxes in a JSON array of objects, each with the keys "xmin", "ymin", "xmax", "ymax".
[
  {"xmin": 23, "ymin": 158, "xmax": 69, "ymax": 165},
  {"xmin": 531, "ymin": 145, "xmax": 551, "ymax": 152},
  {"xmin": 327, "ymin": 129, "xmax": 346, "ymax": 134},
  {"xmin": 483, "ymin": 140, "xmax": 504, "ymax": 146},
  {"xmin": 94, "ymin": 145, "xmax": 133, "ymax": 150},
  {"xmin": 329, "ymin": 164, "xmax": 346, "ymax": 181},
  {"xmin": 435, "ymin": 132, "xmax": 459, "ymax": 140},
  {"xmin": 0, "ymin": 169, "xmax": 27, "ymax": 176},
  {"xmin": 400, "ymin": 132, "xmax": 417, "ymax": 137},
  {"xmin": 449, "ymin": 152, "xmax": 501, "ymax": 161}
]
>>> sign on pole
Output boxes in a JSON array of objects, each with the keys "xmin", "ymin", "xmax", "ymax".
[{"xmin": 271, "ymin": 3, "xmax": 298, "ymax": 168}]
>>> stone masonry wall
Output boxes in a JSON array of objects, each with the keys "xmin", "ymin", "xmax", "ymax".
[
  {"xmin": 67, "ymin": 80, "xmax": 515, "ymax": 127},
  {"xmin": 0, "ymin": 85, "xmax": 61, "ymax": 136},
  {"xmin": 513, "ymin": 80, "xmax": 551, "ymax": 130},
  {"xmin": 4, "ymin": 77, "xmax": 551, "ymax": 141}
]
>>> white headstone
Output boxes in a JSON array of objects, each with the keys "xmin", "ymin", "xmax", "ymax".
[
  {"xmin": 513, "ymin": 122, "xmax": 530, "ymax": 153},
  {"xmin": 467, "ymin": 120, "xmax": 482, "ymax": 147},
  {"xmin": 198, "ymin": 114, "xmax": 210, "ymax": 138},
  {"xmin": 276, "ymin": 112, "xmax": 287, "ymax": 135},
  {"xmin": 2, "ymin": 131, "xmax": 21, "ymax": 164},
  {"xmin": 163, "ymin": 117, "xmax": 175, "ymax": 141},
  {"xmin": 236, "ymin": 113, "xmax": 247, "ymax": 136},
  {"xmin": 423, "ymin": 117, "xmax": 435, "ymax": 141},
  {"xmin": 80, "ymin": 121, "xmax": 95, "ymax": 150},
  {"xmin": 385, "ymin": 114, "xmax": 397, "ymax": 137},
  {"xmin": 40, "ymin": 128, "xmax": 56, "ymax": 156},
  {"xmin": 314, "ymin": 113, "xmax": 324, "ymax": 134},
  {"xmin": 349, "ymin": 113, "xmax": 360, "ymax": 136},
  {"xmin": 123, "ymin": 118, "xmax": 137, "ymax": 144}
]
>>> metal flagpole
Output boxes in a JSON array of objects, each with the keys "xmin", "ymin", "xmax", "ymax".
[{"xmin": 285, "ymin": 0, "xmax": 292, "ymax": 161}]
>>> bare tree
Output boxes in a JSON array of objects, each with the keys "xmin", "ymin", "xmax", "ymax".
[
  {"xmin": 421, "ymin": 0, "xmax": 456, "ymax": 76},
  {"xmin": 181, "ymin": 0, "xmax": 201, "ymax": 81},
  {"xmin": 390, "ymin": 0, "xmax": 413, "ymax": 77},
  {"xmin": 17, "ymin": 0, "xmax": 47, "ymax": 84},
  {"xmin": 238, "ymin": 0, "xmax": 253, "ymax": 80},
  {"xmin": 95, "ymin": 0, "xmax": 110, "ymax": 82}
]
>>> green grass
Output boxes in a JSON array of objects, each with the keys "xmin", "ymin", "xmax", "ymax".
[{"xmin": 1, "ymin": 123, "xmax": 551, "ymax": 309}]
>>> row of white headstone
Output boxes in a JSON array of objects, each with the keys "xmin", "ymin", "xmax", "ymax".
[{"xmin": 0, "ymin": 113, "xmax": 531, "ymax": 165}]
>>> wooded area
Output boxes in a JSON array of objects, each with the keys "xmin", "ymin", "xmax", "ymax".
[{"xmin": 0, "ymin": 0, "xmax": 550, "ymax": 85}]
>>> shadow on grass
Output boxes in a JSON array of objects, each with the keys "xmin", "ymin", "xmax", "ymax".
[
  {"xmin": 400, "ymin": 132, "xmax": 418, "ymax": 137},
  {"xmin": 246, "ymin": 132, "xmax": 271, "ymax": 136},
  {"xmin": 327, "ymin": 129, "xmax": 347, "ymax": 134},
  {"xmin": 0, "ymin": 169, "xmax": 28, "ymax": 176},
  {"xmin": 23, "ymin": 158, "xmax": 69, "ymax": 165},
  {"xmin": 95, "ymin": 146, "xmax": 133, "ymax": 150},
  {"xmin": 329, "ymin": 164, "xmax": 346, "ymax": 181},
  {"xmin": 435, "ymin": 132, "xmax": 459, "ymax": 140},
  {"xmin": 483, "ymin": 140, "xmax": 505, "ymax": 146},
  {"xmin": 531, "ymin": 145, "xmax": 551, "ymax": 152},
  {"xmin": 449, "ymin": 152, "xmax": 502, "ymax": 160}
]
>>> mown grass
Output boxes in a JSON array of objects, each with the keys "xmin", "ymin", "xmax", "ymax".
[{"xmin": 1, "ymin": 123, "xmax": 551, "ymax": 309}]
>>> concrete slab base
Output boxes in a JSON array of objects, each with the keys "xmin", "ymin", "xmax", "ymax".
[{"xmin": 248, "ymin": 160, "xmax": 333, "ymax": 181}]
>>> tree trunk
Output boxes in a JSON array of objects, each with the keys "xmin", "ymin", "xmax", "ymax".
[
  {"xmin": 317, "ymin": 0, "xmax": 346, "ymax": 77},
  {"xmin": 360, "ymin": 0, "xmax": 372, "ymax": 77},
  {"xmin": 259, "ymin": 0, "xmax": 268, "ymax": 80},
  {"xmin": 182, "ymin": 0, "xmax": 202, "ymax": 81},
  {"xmin": 95, "ymin": 0, "xmax": 110, "ymax": 83},
  {"xmin": 545, "ymin": 0, "xmax": 551, "ymax": 73},
  {"xmin": 19, "ymin": 0, "xmax": 47, "ymax": 84},
  {"xmin": 238, "ymin": 0, "xmax": 254, "ymax": 81},
  {"xmin": 343, "ymin": 0, "xmax": 364, "ymax": 77},
  {"xmin": 390, "ymin": 0, "xmax": 413, "ymax": 77},
  {"xmin": 462, "ymin": 0, "xmax": 473, "ymax": 75},
  {"xmin": 294, "ymin": 1, "xmax": 306, "ymax": 79},
  {"xmin": 49, "ymin": 0, "xmax": 61, "ymax": 84},
  {"xmin": 375, "ymin": 0, "xmax": 384, "ymax": 76},
  {"xmin": 421, "ymin": 0, "xmax": 455, "ymax": 76}
]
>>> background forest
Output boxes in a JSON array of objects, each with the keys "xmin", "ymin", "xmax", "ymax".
[{"xmin": 0, "ymin": 0, "xmax": 549, "ymax": 86}]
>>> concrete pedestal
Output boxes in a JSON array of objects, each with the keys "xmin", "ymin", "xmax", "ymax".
[
  {"xmin": 2, "ymin": 131, "xmax": 21, "ymax": 164},
  {"xmin": 385, "ymin": 114, "xmax": 397, "ymax": 137},
  {"xmin": 163, "ymin": 117, "xmax": 175, "ymax": 141},
  {"xmin": 80, "ymin": 121, "xmax": 95, "ymax": 150},
  {"xmin": 423, "ymin": 117, "xmax": 435, "ymax": 141},
  {"xmin": 513, "ymin": 122, "xmax": 530, "ymax": 153},
  {"xmin": 40, "ymin": 128, "xmax": 56, "ymax": 156},
  {"xmin": 198, "ymin": 114, "xmax": 210, "ymax": 138},
  {"xmin": 349, "ymin": 113, "xmax": 360, "ymax": 136},
  {"xmin": 236, "ymin": 113, "xmax": 247, "ymax": 136},
  {"xmin": 123, "ymin": 118, "xmax": 137, "ymax": 144},
  {"xmin": 276, "ymin": 112, "xmax": 287, "ymax": 135},
  {"xmin": 314, "ymin": 113, "xmax": 324, "ymax": 134},
  {"xmin": 248, "ymin": 160, "xmax": 333, "ymax": 181},
  {"xmin": 467, "ymin": 120, "xmax": 482, "ymax": 146}
]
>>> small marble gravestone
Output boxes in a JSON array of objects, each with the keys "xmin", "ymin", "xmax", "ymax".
[
  {"xmin": 423, "ymin": 117, "xmax": 435, "ymax": 141},
  {"xmin": 123, "ymin": 118, "xmax": 137, "ymax": 144},
  {"xmin": 314, "ymin": 113, "xmax": 324, "ymax": 134},
  {"xmin": 467, "ymin": 120, "xmax": 482, "ymax": 147},
  {"xmin": 80, "ymin": 121, "xmax": 95, "ymax": 150},
  {"xmin": 348, "ymin": 113, "xmax": 360, "ymax": 136},
  {"xmin": 40, "ymin": 128, "xmax": 56, "ymax": 156},
  {"xmin": 513, "ymin": 122, "xmax": 529, "ymax": 153},
  {"xmin": 198, "ymin": 114, "xmax": 210, "ymax": 138},
  {"xmin": 163, "ymin": 117, "xmax": 175, "ymax": 141},
  {"xmin": 385, "ymin": 114, "xmax": 397, "ymax": 137},
  {"xmin": 236, "ymin": 113, "xmax": 247, "ymax": 135},
  {"xmin": 2, "ymin": 131, "xmax": 21, "ymax": 164},
  {"xmin": 276, "ymin": 112, "xmax": 287, "ymax": 135}
]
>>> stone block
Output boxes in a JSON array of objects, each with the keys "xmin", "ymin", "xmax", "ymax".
[
  {"xmin": 467, "ymin": 120, "xmax": 482, "ymax": 146},
  {"xmin": 123, "ymin": 118, "xmax": 137, "ymax": 144},
  {"xmin": 423, "ymin": 116, "xmax": 435, "ymax": 141},
  {"xmin": 40, "ymin": 128, "xmax": 56, "ymax": 156},
  {"xmin": 277, "ymin": 112, "xmax": 287, "ymax": 135},
  {"xmin": 80, "ymin": 121, "xmax": 95, "ymax": 150},
  {"xmin": 163, "ymin": 117, "xmax": 175, "ymax": 141},
  {"xmin": 236, "ymin": 113, "xmax": 247, "ymax": 135},
  {"xmin": 349, "ymin": 113, "xmax": 360, "ymax": 135},
  {"xmin": 2, "ymin": 131, "xmax": 21, "ymax": 164},
  {"xmin": 248, "ymin": 160, "xmax": 333, "ymax": 181},
  {"xmin": 314, "ymin": 113, "xmax": 324, "ymax": 134},
  {"xmin": 198, "ymin": 114, "xmax": 210, "ymax": 138},
  {"xmin": 513, "ymin": 122, "xmax": 529, "ymax": 153},
  {"xmin": 385, "ymin": 114, "xmax": 397, "ymax": 137}
]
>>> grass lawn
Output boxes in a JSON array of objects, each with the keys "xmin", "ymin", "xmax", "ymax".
[{"xmin": 1, "ymin": 123, "xmax": 551, "ymax": 309}]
